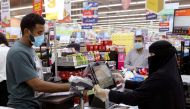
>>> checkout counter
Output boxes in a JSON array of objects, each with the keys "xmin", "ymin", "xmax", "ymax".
[
  {"xmin": 37, "ymin": 74, "xmax": 190, "ymax": 109},
  {"xmin": 39, "ymin": 62, "xmax": 125, "ymax": 109},
  {"xmin": 39, "ymin": 93, "xmax": 75, "ymax": 109},
  {"xmin": 38, "ymin": 62, "xmax": 190, "ymax": 109},
  {"xmin": 38, "ymin": 85, "xmax": 131, "ymax": 109}
]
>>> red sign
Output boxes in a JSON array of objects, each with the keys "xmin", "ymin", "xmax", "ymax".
[
  {"xmin": 33, "ymin": 0, "xmax": 43, "ymax": 15},
  {"xmin": 82, "ymin": 10, "xmax": 94, "ymax": 16},
  {"xmin": 159, "ymin": 22, "xmax": 169, "ymax": 26},
  {"xmin": 175, "ymin": 9, "xmax": 190, "ymax": 16}
]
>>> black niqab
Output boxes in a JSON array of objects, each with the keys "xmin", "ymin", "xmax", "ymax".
[{"xmin": 148, "ymin": 40, "xmax": 177, "ymax": 74}]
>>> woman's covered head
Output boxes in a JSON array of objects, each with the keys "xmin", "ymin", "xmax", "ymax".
[
  {"xmin": 148, "ymin": 40, "xmax": 177, "ymax": 73},
  {"xmin": 149, "ymin": 40, "xmax": 177, "ymax": 57}
]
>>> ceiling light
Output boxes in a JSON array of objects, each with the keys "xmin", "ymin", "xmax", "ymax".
[
  {"xmin": 99, "ymin": 8, "xmax": 145, "ymax": 14},
  {"xmin": 179, "ymin": 4, "xmax": 190, "ymax": 8},
  {"xmin": 98, "ymin": 17, "xmax": 146, "ymax": 22},
  {"xmin": 96, "ymin": 24, "xmax": 159, "ymax": 27},
  {"xmin": 96, "ymin": 23, "xmax": 156, "ymax": 26},
  {"xmin": 98, "ymin": 14, "xmax": 146, "ymax": 19},
  {"xmin": 97, "ymin": 20, "xmax": 159, "ymax": 25},
  {"xmin": 71, "ymin": 8, "xmax": 146, "ymax": 17}
]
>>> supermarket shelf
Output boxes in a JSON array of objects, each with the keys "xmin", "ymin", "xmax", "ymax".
[
  {"xmin": 75, "ymin": 65, "xmax": 88, "ymax": 69},
  {"xmin": 58, "ymin": 65, "xmax": 88, "ymax": 71}
]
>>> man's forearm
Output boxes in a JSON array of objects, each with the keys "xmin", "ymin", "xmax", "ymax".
[{"xmin": 35, "ymin": 80, "xmax": 70, "ymax": 93}]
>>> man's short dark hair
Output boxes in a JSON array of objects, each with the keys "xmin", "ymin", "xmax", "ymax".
[
  {"xmin": 20, "ymin": 13, "xmax": 45, "ymax": 34},
  {"xmin": 0, "ymin": 32, "xmax": 9, "ymax": 46},
  {"xmin": 135, "ymin": 35, "xmax": 144, "ymax": 42}
]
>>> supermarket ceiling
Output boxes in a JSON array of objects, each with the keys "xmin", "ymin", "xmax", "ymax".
[{"xmin": 6, "ymin": 0, "xmax": 190, "ymax": 29}]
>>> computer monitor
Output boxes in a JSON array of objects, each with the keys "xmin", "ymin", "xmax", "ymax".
[
  {"xmin": 91, "ymin": 62, "xmax": 116, "ymax": 89},
  {"xmin": 173, "ymin": 8, "xmax": 190, "ymax": 35}
]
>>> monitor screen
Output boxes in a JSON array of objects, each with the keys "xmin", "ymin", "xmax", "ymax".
[
  {"xmin": 92, "ymin": 64, "xmax": 116, "ymax": 89},
  {"xmin": 173, "ymin": 8, "xmax": 190, "ymax": 35}
]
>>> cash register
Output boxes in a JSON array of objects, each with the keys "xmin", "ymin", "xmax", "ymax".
[{"xmin": 86, "ymin": 62, "xmax": 122, "ymax": 109}]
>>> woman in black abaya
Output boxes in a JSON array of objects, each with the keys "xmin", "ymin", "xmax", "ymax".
[{"xmin": 94, "ymin": 40, "xmax": 186, "ymax": 109}]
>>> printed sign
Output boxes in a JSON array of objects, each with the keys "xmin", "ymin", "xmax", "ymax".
[
  {"xmin": 83, "ymin": 10, "xmax": 94, "ymax": 16},
  {"xmin": 33, "ymin": 0, "xmax": 43, "ymax": 15},
  {"xmin": 1, "ymin": 0, "xmax": 10, "ymax": 27},
  {"xmin": 159, "ymin": 15, "xmax": 174, "ymax": 32},
  {"xmin": 146, "ymin": 0, "xmax": 164, "ymax": 13},
  {"xmin": 83, "ymin": 2, "xmax": 98, "ymax": 10},
  {"xmin": 82, "ymin": 25, "xmax": 93, "ymax": 29},
  {"xmin": 159, "ymin": 28, "xmax": 169, "ymax": 32},
  {"xmin": 146, "ymin": 13, "xmax": 157, "ymax": 20},
  {"xmin": 159, "ymin": 22, "xmax": 169, "ymax": 26},
  {"xmin": 82, "ymin": 1, "xmax": 98, "ymax": 29},
  {"xmin": 45, "ymin": 0, "xmax": 64, "ymax": 20},
  {"xmin": 83, "ymin": 18, "xmax": 98, "ymax": 23}
]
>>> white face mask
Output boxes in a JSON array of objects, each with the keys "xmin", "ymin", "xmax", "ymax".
[{"xmin": 134, "ymin": 42, "xmax": 143, "ymax": 49}]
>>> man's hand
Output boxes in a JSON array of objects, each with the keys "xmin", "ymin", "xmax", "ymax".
[
  {"xmin": 112, "ymin": 73, "xmax": 125, "ymax": 83},
  {"xmin": 68, "ymin": 76, "xmax": 93, "ymax": 90},
  {"xmin": 94, "ymin": 85, "xmax": 110, "ymax": 102}
]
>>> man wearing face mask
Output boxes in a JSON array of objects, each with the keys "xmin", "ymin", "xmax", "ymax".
[
  {"xmin": 6, "ymin": 13, "xmax": 70, "ymax": 109},
  {"xmin": 124, "ymin": 35, "xmax": 149, "ymax": 70}
]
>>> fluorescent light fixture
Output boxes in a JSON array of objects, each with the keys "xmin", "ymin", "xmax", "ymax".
[
  {"xmin": 95, "ymin": 22, "xmax": 158, "ymax": 26},
  {"xmin": 10, "ymin": 6, "xmax": 33, "ymax": 11},
  {"xmin": 99, "ymin": 25, "xmax": 159, "ymax": 28},
  {"xmin": 14, "ymin": 15, "xmax": 25, "ymax": 18},
  {"xmin": 97, "ymin": 25, "xmax": 159, "ymax": 28},
  {"xmin": 72, "ymin": 4, "xmax": 122, "ymax": 11},
  {"xmin": 98, "ymin": 17, "xmax": 146, "ymax": 22},
  {"xmin": 71, "ymin": 8, "xmax": 146, "ymax": 17},
  {"xmin": 45, "ymin": 1, "xmax": 145, "ymax": 11},
  {"xmin": 97, "ymin": 20, "xmax": 158, "ymax": 25},
  {"xmin": 95, "ymin": 24, "xmax": 159, "ymax": 28},
  {"xmin": 98, "ymin": 14, "xmax": 146, "ymax": 19},
  {"xmin": 179, "ymin": 4, "xmax": 190, "ymax": 8},
  {"xmin": 73, "ymin": 0, "xmax": 175, "ymax": 12},
  {"xmin": 99, "ymin": 1, "xmax": 145, "ymax": 8},
  {"xmin": 99, "ymin": 8, "xmax": 145, "ymax": 14},
  {"xmin": 14, "ymin": 14, "xmax": 80, "ymax": 21},
  {"xmin": 98, "ymin": 25, "xmax": 159, "ymax": 29}
]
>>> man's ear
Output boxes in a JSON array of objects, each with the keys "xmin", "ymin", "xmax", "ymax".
[{"xmin": 24, "ymin": 28, "xmax": 30, "ymax": 36}]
